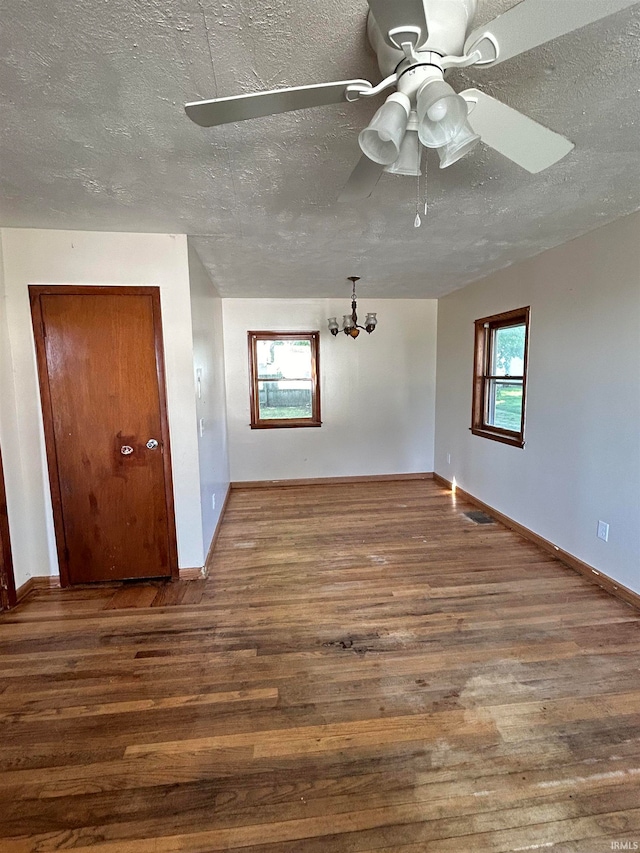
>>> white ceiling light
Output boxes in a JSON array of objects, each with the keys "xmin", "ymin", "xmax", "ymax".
[
  {"xmin": 437, "ymin": 119, "xmax": 480, "ymax": 169},
  {"xmin": 416, "ymin": 78, "xmax": 468, "ymax": 149},
  {"xmin": 358, "ymin": 92, "xmax": 411, "ymax": 165},
  {"xmin": 384, "ymin": 111, "xmax": 422, "ymax": 176}
]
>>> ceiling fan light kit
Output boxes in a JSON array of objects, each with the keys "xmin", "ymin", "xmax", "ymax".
[{"xmin": 185, "ymin": 0, "xmax": 637, "ymax": 200}]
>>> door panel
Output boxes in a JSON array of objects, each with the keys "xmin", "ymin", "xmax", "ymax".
[{"xmin": 31, "ymin": 287, "xmax": 177, "ymax": 584}]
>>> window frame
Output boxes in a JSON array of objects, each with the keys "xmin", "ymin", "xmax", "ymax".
[
  {"xmin": 248, "ymin": 331, "xmax": 322, "ymax": 429},
  {"xmin": 471, "ymin": 307, "xmax": 530, "ymax": 448}
]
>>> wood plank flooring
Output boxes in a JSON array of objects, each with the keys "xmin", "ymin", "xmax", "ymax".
[{"xmin": 1, "ymin": 479, "xmax": 640, "ymax": 852}]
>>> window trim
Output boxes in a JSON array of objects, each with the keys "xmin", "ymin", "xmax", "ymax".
[
  {"xmin": 248, "ymin": 331, "xmax": 322, "ymax": 429},
  {"xmin": 471, "ymin": 307, "xmax": 530, "ymax": 448}
]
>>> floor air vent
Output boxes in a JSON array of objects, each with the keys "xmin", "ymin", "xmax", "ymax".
[{"xmin": 463, "ymin": 510, "xmax": 495, "ymax": 524}]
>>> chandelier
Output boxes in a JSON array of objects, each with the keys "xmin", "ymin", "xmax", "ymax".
[{"xmin": 328, "ymin": 277, "xmax": 378, "ymax": 339}]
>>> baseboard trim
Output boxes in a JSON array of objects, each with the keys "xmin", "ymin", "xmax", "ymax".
[
  {"xmin": 178, "ymin": 567, "xmax": 204, "ymax": 581},
  {"xmin": 232, "ymin": 472, "xmax": 435, "ymax": 489},
  {"xmin": 433, "ymin": 472, "xmax": 640, "ymax": 612},
  {"xmin": 16, "ymin": 575, "xmax": 61, "ymax": 603},
  {"xmin": 202, "ymin": 484, "xmax": 232, "ymax": 576},
  {"xmin": 17, "ymin": 569, "xmax": 207, "ymax": 594}
]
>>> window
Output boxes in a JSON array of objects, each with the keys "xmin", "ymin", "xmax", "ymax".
[
  {"xmin": 248, "ymin": 331, "xmax": 321, "ymax": 429},
  {"xmin": 471, "ymin": 307, "xmax": 530, "ymax": 448}
]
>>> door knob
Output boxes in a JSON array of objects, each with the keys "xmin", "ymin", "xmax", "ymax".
[{"xmin": 146, "ymin": 439, "xmax": 159, "ymax": 450}]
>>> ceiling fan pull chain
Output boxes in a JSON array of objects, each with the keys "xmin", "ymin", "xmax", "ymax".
[
  {"xmin": 414, "ymin": 147, "xmax": 426, "ymax": 228},
  {"xmin": 424, "ymin": 148, "xmax": 428, "ymax": 216},
  {"xmin": 414, "ymin": 147, "xmax": 422, "ymax": 227}
]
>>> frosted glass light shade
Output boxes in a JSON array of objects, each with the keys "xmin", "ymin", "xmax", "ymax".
[
  {"xmin": 328, "ymin": 316, "xmax": 339, "ymax": 335},
  {"xmin": 416, "ymin": 79, "xmax": 467, "ymax": 149},
  {"xmin": 384, "ymin": 130, "xmax": 421, "ymax": 176},
  {"xmin": 342, "ymin": 314, "xmax": 354, "ymax": 329},
  {"xmin": 358, "ymin": 93, "xmax": 410, "ymax": 165},
  {"xmin": 437, "ymin": 119, "xmax": 480, "ymax": 168},
  {"xmin": 365, "ymin": 313, "xmax": 377, "ymax": 333}
]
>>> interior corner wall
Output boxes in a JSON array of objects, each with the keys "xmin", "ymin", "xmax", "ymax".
[
  {"xmin": 0, "ymin": 237, "xmax": 26, "ymax": 589},
  {"xmin": 0, "ymin": 228, "xmax": 204, "ymax": 587},
  {"xmin": 434, "ymin": 212, "xmax": 640, "ymax": 593},
  {"xmin": 187, "ymin": 241, "xmax": 230, "ymax": 556},
  {"xmin": 222, "ymin": 298, "xmax": 438, "ymax": 482}
]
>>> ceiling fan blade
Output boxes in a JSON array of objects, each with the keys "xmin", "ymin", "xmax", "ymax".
[
  {"xmin": 338, "ymin": 155, "xmax": 385, "ymax": 202},
  {"xmin": 462, "ymin": 89, "xmax": 574, "ymax": 174},
  {"xmin": 367, "ymin": 0, "xmax": 430, "ymax": 47},
  {"xmin": 465, "ymin": 0, "xmax": 639, "ymax": 66},
  {"xmin": 185, "ymin": 79, "xmax": 372, "ymax": 127}
]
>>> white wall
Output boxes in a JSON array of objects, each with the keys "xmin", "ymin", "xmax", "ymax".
[
  {"xmin": 435, "ymin": 212, "xmax": 640, "ymax": 592},
  {"xmin": 188, "ymin": 242, "xmax": 230, "ymax": 556},
  {"xmin": 0, "ymin": 238, "xmax": 25, "ymax": 586},
  {"xmin": 0, "ymin": 229, "xmax": 204, "ymax": 586},
  {"xmin": 223, "ymin": 298, "xmax": 438, "ymax": 482}
]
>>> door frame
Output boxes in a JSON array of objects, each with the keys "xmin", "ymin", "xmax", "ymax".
[
  {"xmin": 29, "ymin": 285, "xmax": 179, "ymax": 586},
  {"xmin": 0, "ymin": 443, "xmax": 17, "ymax": 610}
]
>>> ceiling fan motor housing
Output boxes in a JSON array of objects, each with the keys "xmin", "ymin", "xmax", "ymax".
[{"xmin": 367, "ymin": 0, "xmax": 478, "ymax": 77}]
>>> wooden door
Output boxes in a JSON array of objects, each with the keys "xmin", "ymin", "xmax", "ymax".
[
  {"xmin": 0, "ymin": 444, "xmax": 17, "ymax": 609},
  {"xmin": 30, "ymin": 286, "xmax": 178, "ymax": 585}
]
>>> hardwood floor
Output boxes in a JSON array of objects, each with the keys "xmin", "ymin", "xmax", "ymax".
[{"xmin": 1, "ymin": 479, "xmax": 640, "ymax": 852}]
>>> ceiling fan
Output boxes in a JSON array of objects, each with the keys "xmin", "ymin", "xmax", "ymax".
[{"xmin": 185, "ymin": 0, "xmax": 638, "ymax": 201}]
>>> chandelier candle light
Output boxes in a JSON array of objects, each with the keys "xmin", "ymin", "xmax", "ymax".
[{"xmin": 328, "ymin": 277, "xmax": 377, "ymax": 339}]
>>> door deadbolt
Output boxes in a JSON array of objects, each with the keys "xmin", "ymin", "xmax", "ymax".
[
  {"xmin": 146, "ymin": 439, "xmax": 159, "ymax": 450},
  {"xmin": 120, "ymin": 445, "xmax": 134, "ymax": 456}
]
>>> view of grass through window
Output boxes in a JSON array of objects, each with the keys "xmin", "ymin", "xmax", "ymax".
[{"xmin": 490, "ymin": 382, "xmax": 523, "ymax": 430}]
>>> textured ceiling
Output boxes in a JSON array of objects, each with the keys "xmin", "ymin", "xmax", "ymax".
[{"xmin": 1, "ymin": 0, "xmax": 639, "ymax": 298}]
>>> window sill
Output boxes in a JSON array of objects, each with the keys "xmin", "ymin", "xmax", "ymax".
[
  {"xmin": 470, "ymin": 427, "xmax": 525, "ymax": 448},
  {"xmin": 250, "ymin": 420, "xmax": 322, "ymax": 430}
]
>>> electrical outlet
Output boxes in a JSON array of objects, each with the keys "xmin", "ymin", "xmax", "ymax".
[
  {"xmin": 212, "ymin": 494, "xmax": 216, "ymax": 511},
  {"xmin": 199, "ymin": 417, "xmax": 205, "ymax": 437},
  {"xmin": 597, "ymin": 520, "xmax": 609, "ymax": 542},
  {"xmin": 446, "ymin": 453, "xmax": 451, "ymax": 465}
]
